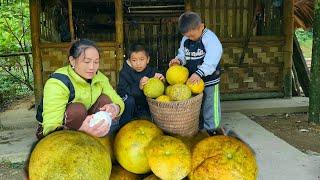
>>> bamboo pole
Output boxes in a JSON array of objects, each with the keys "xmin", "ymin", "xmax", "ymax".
[
  {"xmin": 30, "ymin": 0, "xmax": 43, "ymax": 105},
  {"xmin": 67, "ymin": 0, "xmax": 75, "ymax": 40},
  {"xmin": 283, "ymin": 0, "xmax": 294, "ymax": 98},
  {"xmin": 185, "ymin": 0, "xmax": 191, "ymax": 11},
  {"xmin": 115, "ymin": 0, "xmax": 124, "ymax": 84}
]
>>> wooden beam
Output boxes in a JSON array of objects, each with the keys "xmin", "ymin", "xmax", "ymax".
[
  {"xmin": 293, "ymin": 34, "xmax": 310, "ymax": 96},
  {"xmin": 39, "ymin": 42, "xmax": 117, "ymax": 48},
  {"xmin": 29, "ymin": 0, "xmax": 43, "ymax": 105},
  {"xmin": 283, "ymin": 0, "xmax": 294, "ymax": 98},
  {"xmin": 0, "ymin": 52, "xmax": 32, "ymax": 57},
  {"xmin": 67, "ymin": 0, "xmax": 75, "ymax": 40},
  {"xmin": 115, "ymin": 0, "xmax": 124, "ymax": 84}
]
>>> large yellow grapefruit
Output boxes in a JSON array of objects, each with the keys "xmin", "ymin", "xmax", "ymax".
[
  {"xmin": 29, "ymin": 130, "xmax": 112, "ymax": 179},
  {"xmin": 189, "ymin": 135, "xmax": 257, "ymax": 180},
  {"xmin": 156, "ymin": 95, "xmax": 171, "ymax": 102},
  {"xmin": 114, "ymin": 120, "xmax": 163, "ymax": 174},
  {"xmin": 95, "ymin": 135, "xmax": 115, "ymax": 162},
  {"xmin": 143, "ymin": 78, "xmax": 164, "ymax": 98},
  {"xmin": 168, "ymin": 84, "xmax": 192, "ymax": 101},
  {"xmin": 186, "ymin": 79, "xmax": 205, "ymax": 94},
  {"xmin": 166, "ymin": 65, "xmax": 189, "ymax": 85},
  {"xmin": 145, "ymin": 136, "xmax": 191, "ymax": 180}
]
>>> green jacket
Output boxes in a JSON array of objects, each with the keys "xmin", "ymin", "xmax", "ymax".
[{"xmin": 42, "ymin": 65, "xmax": 124, "ymax": 135}]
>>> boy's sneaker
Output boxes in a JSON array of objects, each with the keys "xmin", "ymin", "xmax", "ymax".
[{"xmin": 206, "ymin": 128, "xmax": 225, "ymax": 136}]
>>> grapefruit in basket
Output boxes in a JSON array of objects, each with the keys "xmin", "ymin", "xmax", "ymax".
[
  {"xmin": 114, "ymin": 120, "xmax": 163, "ymax": 174},
  {"xmin": 186, "ymin": 79, "xmax": 205, "ymax": 94},
  {"xmin": 165, "ymin": 85, "xmax": 173, "ymax": 95},
  {"xmin": 168, "ymin": 84, "xmax": 192, "ymax": 101},
  {"xmin": 189, "ymin": 135, "xmax": 257, "ymax": 180},
  {"xmin": 29, "ymin": 130, "xmax": 112, "ymax": 179},
  {"xmin": 145, "ymin": 136, "xmax": 191, "ymax": 180},
  {"xmin": 156, "ymin": 95, "xmax": 171, "ymax": 102},
  {"xmin": 166, "ymin": 65, "xmax": 189, "ymax": 85},
  {"xmin": 143, "ymin": 78, "xmax": 165, "ymax": 98}
]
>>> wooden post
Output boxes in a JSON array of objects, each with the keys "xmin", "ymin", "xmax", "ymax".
[
  {"xmin": 293, "ymin": 34, "xmax": 310, "ymax": 96},
  {"xmin": 309, "ymin": 0, "xmax": 320, "ymax": 123},
  {"xmin": 282, "ymin": 0, "xmax": 294, "ymax": 98},
  {"xmin": 67, "ymin": 0, "xmax": 75, "ymax": 40},
  {"xmin": 185, "ymin": 0, "xmax": 191, "ymax": 11},
  {"xmin": 30, "ymin": 0, "xmax": 43, "ymax": 105},
  {"xmin": 115, "ymin": 0, "xmax": 124, "ymax": 84}
]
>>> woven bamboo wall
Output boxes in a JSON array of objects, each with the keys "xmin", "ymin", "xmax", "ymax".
[
  {"xmin": 40, "ymin": 44, "xmax": 118, "ymax": 87},
  {"xmin": 124, "ymin": 16, "xmax": 182, "ymax": 71},
  {"xmin": 190, "ymin": 0, "xmax": 254, "ymax": 38},
  {"xmin": 220, "ymin": 39, "xmax": 284, "ymax": 94}
]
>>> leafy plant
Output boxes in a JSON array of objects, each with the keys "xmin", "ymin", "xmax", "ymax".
[{"xmin": 0, "ymin": 0, "xmax": 33, "ymax": 109}]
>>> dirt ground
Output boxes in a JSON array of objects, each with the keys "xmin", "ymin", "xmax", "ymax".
[
  {"xmin": 250, "ymin": 113, "xmax": 320, "ymax": 154},
  {"xmin": 0, "ymin": 162, "xmax": 25, "ymax": 180}
]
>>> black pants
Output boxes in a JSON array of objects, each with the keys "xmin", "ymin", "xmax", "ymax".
[{"xmin": 118, "ymin": 95, "xmax": 151, "ymax": 128}]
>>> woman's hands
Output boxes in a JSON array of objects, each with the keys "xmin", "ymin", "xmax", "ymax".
[
  {"xmin": 79, "ymin": 103, "xmax": 120, "ymax": 137},
  {"xmin": 79, "ymin": 115, "xmax": 110, "ymax": 137},
  {"xmin": 99, "ymin": 103, "xmax": 120, "ymax": 119}
]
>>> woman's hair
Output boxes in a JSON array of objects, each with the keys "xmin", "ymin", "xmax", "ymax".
[
  {"xmin": 127, "ymin": 42, "xmax": 149, "ymax": 59},
  {"xmin": 69, "ymin": 39, "xmax": 99, "ymax": 59},
  {"xmin": 178, "ymin": 11, "xmax": 202, "ymax": 34}
]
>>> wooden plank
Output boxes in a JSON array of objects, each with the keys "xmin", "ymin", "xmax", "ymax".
[
  {"xmin": 293, "ymin": 35, "xmax": 310, "ymax": 97},
  {"xmin": 204, "ymin": 0, "xmax": 210, "ymax": 27},
  {"xmin": 30, "ymin": 0, "xmax": 43, "ymax": 105},
  {"xmin": 39, "ymin": 42, "xmax": 117, "ymax": 48},
  {"xmin": 239, "ymin": 0, "xmax": 244, "ymax": 36},
  {"xmin": 210, "ymin": 0, "xmax": 216, "ymax": 31},
  {"xmin": 216, "ymin": 0, "xmax": 221, "ymax": 36},
  {"xmin": 283, "ymin": 0, "xmax": 294, "ymax": 98},
  {"xmin": 243, "ymin": 0, "xmax": 248, "ymax": 37},
  {"xmin": 67, "ymin": 0, "xmax": 74, "ymax": 40},
  {"xmin": 227, "ymin": 0, "xmax": 233, "ymax": 37},
  {"xmin": 220, "ymin": 0, "xmax": 225, "ymax": 37},
  {"xmin": 115, "ymin": 0, "xmax": 124, "ymax": 81},
  {"xmin": 292, "ymin": 63, "xmax": 301, "ymax": 96},
  {"xmin": 200, "ymin": 0, "xmax": 205, "ymax": 22},
  {"xmin": 235, "ymin": 0, "xmax": 240, "ymax": 37}
]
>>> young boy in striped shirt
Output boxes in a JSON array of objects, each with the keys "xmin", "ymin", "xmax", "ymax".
[{"xmin": 169, "ymin": 11, "xmax": 223, "ymax": 135}]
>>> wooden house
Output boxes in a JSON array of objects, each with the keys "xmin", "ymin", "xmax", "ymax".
[{"xmin": 29, "ymin": 0, "xmax": 294, "ymax": 104}]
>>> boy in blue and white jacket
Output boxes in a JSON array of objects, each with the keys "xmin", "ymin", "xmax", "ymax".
[{"xmin": 169, "ymin": 11, "xmax": 223, "ymax": 134}]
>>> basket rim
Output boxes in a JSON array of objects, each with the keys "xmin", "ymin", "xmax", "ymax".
[{"xmin": 147, "ymin": 93, "xmax": 203, "ymax": 105}]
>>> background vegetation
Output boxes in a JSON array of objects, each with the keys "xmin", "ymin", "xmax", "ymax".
[
  {"xmin": 0, "ymin": 0, "xmax": 32, "ymax": 110},
  {"xmin": 295, "ymin": 28, "xmax": 313, "ymax": 59}
]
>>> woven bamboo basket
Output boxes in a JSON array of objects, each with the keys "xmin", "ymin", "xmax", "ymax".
[{"xmin": 147, "ymin": 93, "xmax": 203, "ymax": 137}]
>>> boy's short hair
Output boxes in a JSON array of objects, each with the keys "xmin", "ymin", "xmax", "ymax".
[
  {"xmin": 127, "ymin": 43, "xmax": 149, "ymax": 58},
  {"xmin": 178, "ymin": 12, "xmax": 202, "ymax": 34}
]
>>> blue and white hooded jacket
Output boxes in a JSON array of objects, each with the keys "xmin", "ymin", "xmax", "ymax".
[{"xmin": 176, "ymin": 28, "xmax": 223, "ymax": 87}]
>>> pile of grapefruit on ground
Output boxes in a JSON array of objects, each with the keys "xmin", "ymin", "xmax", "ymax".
[{"xmin": 28, "ymin": 65, "xmax": 257, "ymax": 179}]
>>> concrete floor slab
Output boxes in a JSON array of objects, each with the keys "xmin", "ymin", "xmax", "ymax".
[
  {"xmin": 221, "ymin": 97, "xmax": 309, "ymax": 115},
  {"xmin": 0, "ymin": 128, "xmax": 36, "ymax": 163}
]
